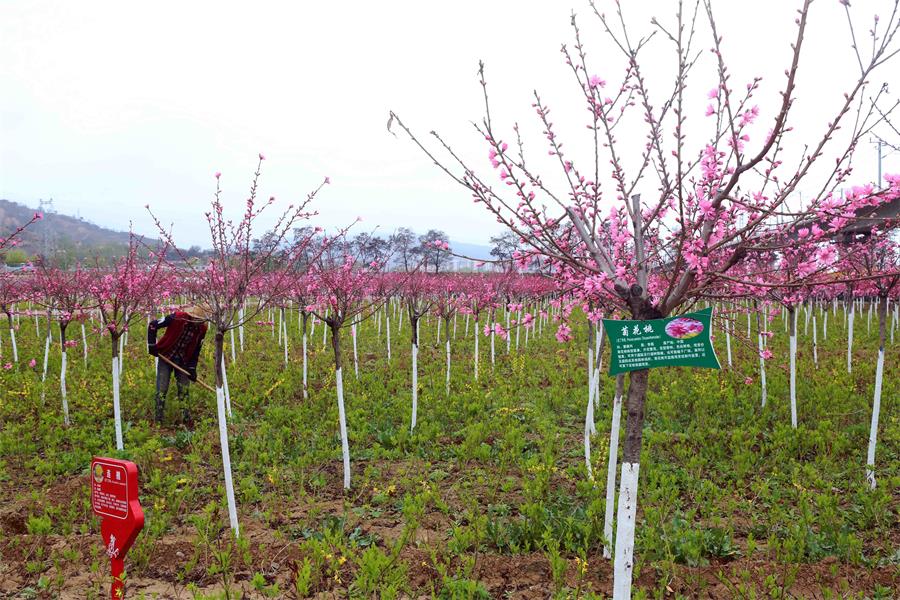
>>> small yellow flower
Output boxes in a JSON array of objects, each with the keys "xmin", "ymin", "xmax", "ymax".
[
  {"xmin": 338, "ymin": 555, "xmax": 347, "ymax": 565},
  {"xmin": 576, "ymin": 557, "xmax": 588, "ymax": 576},
  {"xmin": 176, "ymin": 477, "xmax": 188, "ymax": 486}
]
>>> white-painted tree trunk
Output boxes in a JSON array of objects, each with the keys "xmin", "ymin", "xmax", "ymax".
[
  {"xmin": 81, "ymin": 323, "xmax": 88, "ymax": 366},
  {"xmin": 866, "ymin": 347, "xmax": 884, "ymax": 489},
  {"xmin": 867, "ymin": 301, "xmax": 872, "ymax": 334},
  {"xmin": 465, "ymin": 313, "xmax": 470, "ymax": 337},
  {"xmin": 386, "ymin": 316, "xmax": 392, "ymax": 360},
  {"xmin": 445, "ymin": 339, "xmax": 451, "ymax": 396},
  {"xmin": 789, "ymin": 323, "xmax": 797, "ymax": 429},
  {"xmin": 892, "ymin": 307, "xmax": 896, "ymax": 345},
  {"xmin": 302, "ymin": 332, "xmax": 308, "ymax": 399},
  {"xmin": 584, "ymin": 367, "xmax": 596, "ymax": 479},
  {"xmin": 594, "ymin": 327, "xmax": 604, "ymax": 411},
  {"xmin": 758, "ymin": 329, "xmax": 767, "ymax": 408},
  {"xmin": 230, "ymin": 328, "xmax": 236, "ymax": 364},
  {"xmin": 9, "ymin": 328, "xmax": 17, "ymax": 363},
  {"xmin": 587, "ymin": 346, "xmax": 595, "ymax": 433},
  {"xmin": 474, "ymin": 322, "xmax": 480, "ymax": 380},
  {"xmin": 222, "ymin": 354, "xmax": 232, "ymax": 418},
  {"xmin": 812, "ymin": 315, "xmax": 818, "ymax": 368},
  {"xmin": 505, "ymin": 309, "xmax": 511, "ymax": 354},
  {"xmin": 805, "ymin": 304, "xmax": 811, "ymax": 336},
  {"xmin": 60, "ymin": 350, "xmax": 69, "ymax": 426},
  {"xmin": 847, "ymin": 304, "xmax": 854, "ymax": 373},
  {"xmin": 725, "ymin": 318, "xmax": 732, "ymax": 367},
  {"xmin": 283, "ymin": 315, "xmax": 289, "ymax": 367},
  {"xmin": 335, "ymin": 368, "xmax": 351, "ymax": 489},
  {"xmin": 238, "ymin": 307, "xmax": 245, "ymax": 352},
  {"xmin": 436, "ymin": 317, "xmax": 441, "ymax": 344},
  {"xmin": 612, "ymin": 462, "xmax": 640, "ymax": 600},
  {"xmin": 352, "ymin": 323, "xmax": 359, "ymax": 380},
  {"xmin": 216, "ymin": 385, "xmax": 240, "ymax": 535},
  {"xmin": 603, "ymin": 376, "xmax": 624, "ymax": 560},
  {"xmin": 824, "ymin": 311, "xmax": 828, "ymax": 340},
  {"xmin": 410, "ymin": 343, "xmax": 418, "ymax": 431},
  {"xmin": 490, "ymin": 328, "xmax": 495, "ymax": 368},
  {"xmin": 41, "ymin": 335, "xmax": 50, "ymax": 381},
  {"xmin": 515, "ymin": 310, "xmax": 521, "ymax": 351},
  {"xmin": 112, "ymin": 356, "xmax": 123, "ymax": 450},
  {"xmin": 118, "ymin": 335, "xmax": 124, "ymax": 379}
]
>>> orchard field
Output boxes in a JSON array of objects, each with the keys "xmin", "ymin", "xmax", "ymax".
[{"xmin": 0, "ymin": 301, "xmax": 896, "ymax": 599}]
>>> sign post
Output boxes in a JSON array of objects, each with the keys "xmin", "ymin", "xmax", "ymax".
[
  {"xmin": 90, "ymin": 457, "xmax": 144, "ymax": 599},
  {"xmin": 603, "ymin": 308, "xmax": 720, "ymax": 375}
]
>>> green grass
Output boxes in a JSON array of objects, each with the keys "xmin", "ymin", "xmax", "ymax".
[{"xmin": 0, "ymin": 304, "xmax": 897, "ymax": 597}]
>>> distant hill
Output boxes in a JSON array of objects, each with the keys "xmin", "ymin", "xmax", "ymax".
[
  {"xmin": 1, "ymin": 198, "xmax": 496, "ymax": 266},
  {"xmin": 450, "ymin": 240, "xmax": 492, "ymax": 261},
  {"xmin": 0, "ymin": 199, "xmax": 157, "ymax": 262}
]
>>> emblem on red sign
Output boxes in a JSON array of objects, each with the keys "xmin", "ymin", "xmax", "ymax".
[{"xmin": 91, "ymin": 457, "xmax": 144, "ymax": 599}]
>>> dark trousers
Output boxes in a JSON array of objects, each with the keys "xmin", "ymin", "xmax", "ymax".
[{"xmin": 155, "ymin": 358, "xmax": 191, "ymax": 423}]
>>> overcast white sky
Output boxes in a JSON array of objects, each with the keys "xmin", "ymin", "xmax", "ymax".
[{"xmin": 1, "ymin": 1, "xmax": 898, "ymax": 248}]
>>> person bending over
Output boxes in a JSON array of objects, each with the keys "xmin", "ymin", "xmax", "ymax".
[{"xmin": 148, "ymin": 305, "xmax": 208, "ymax": 425}]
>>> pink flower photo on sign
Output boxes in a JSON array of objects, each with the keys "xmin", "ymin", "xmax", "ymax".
[{"xmin": 665, "ymin": 317, "xmax": 704, "ymax": 340}]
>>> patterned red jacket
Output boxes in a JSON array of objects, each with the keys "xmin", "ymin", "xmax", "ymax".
[{"xmin": 147, "ymin": 311, "xmax": 207, "ymax": 371}]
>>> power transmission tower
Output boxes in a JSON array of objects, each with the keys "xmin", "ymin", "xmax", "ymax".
[{"xmin": 37, "ymin": 198, "xmax": 55, "ymax": 257}]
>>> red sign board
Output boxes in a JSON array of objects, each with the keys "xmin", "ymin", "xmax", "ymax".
[{"xmin": 91, "ymin": 457, "xmax": 144, "ymax": 599}]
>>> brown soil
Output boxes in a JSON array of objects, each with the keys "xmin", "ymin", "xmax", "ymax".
[{"xmin": 1, "ymin": 462, "xmax": 897, "ymax": 599}]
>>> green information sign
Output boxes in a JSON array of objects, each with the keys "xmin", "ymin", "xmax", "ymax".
[{"xmin": 602, "ymin": 308, "xmax": 721, "ymax": 375}]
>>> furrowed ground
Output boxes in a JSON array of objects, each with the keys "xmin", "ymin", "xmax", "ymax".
[{"xmin": 0, "ymin": 306, "xmax": 897, "ymax": 599}]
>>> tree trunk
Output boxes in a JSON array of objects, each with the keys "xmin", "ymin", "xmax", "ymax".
[
  {"xmin": 238, "ymin": 306, "xmax": 245, "ymax": 352},
  {"xmin": 214, "ymin": 332, "xmax": 240, "ymax": 535},
  {"xmin": 330, "ymin": 322, "xmax": 351, "ymax": 489},
  {"xmin": 7, "ymin": 311, "xmax": 18, "ymax": 363},
  {"xmin": 603, "ymin": 373, "xmax": 626, "ymax": 560},
  {"xmin": 445, "ymin": 337, "xmax": 451, "ymax": 397},
  {"xmin": 474, "ymin": 316, "xmax": 480, "ymax": 380},
  {"xmin": 612, "ymin": 368, "xmax": 648, "ymax": 599},
  {"xmin": 756, "ymin": 306, "xmax": 767, "ymax": 408},
  {"xmin": 812, "ymin": 314, "xmax": 818, "ymax": 368},
  {"xmin": 111, "ymin": 333, "xmax": 123, "ymax": 450},
  {"xmin": 847, "ymin": 300, "xmax": 855, "ymax": 373},
  {"xmin": 410, "ymin": 312, "xmax": 419, "ymax": 432},
  {"xmin": 866, "ymin": 297, "xmax": 887, "ymax": 489},
  {"xmin": 352, "ymin": 320, "xmax": 359, "ymax": 380},
  {"xmin": 611, "ymin": 290, "xmax": 660, "ymax": 600},
  {"xmin": 301, "ymin": 313, "xmax": 309, "ymax": 399},
  {"xmin": 60, "ymin": 322, "xmax": 69, "ymax": 426},
  {"xmin": 282, "ymin": 308, "xmax": 289, "ymax": 368},
  {"xmin": 789, "ymin": 306, "xmax": 797, "ymax": 429}
]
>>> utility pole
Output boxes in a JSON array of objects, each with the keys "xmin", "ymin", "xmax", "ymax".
[{"xmin": 877, "ymin": 138, "xmax": 883, "ymax": 188}]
